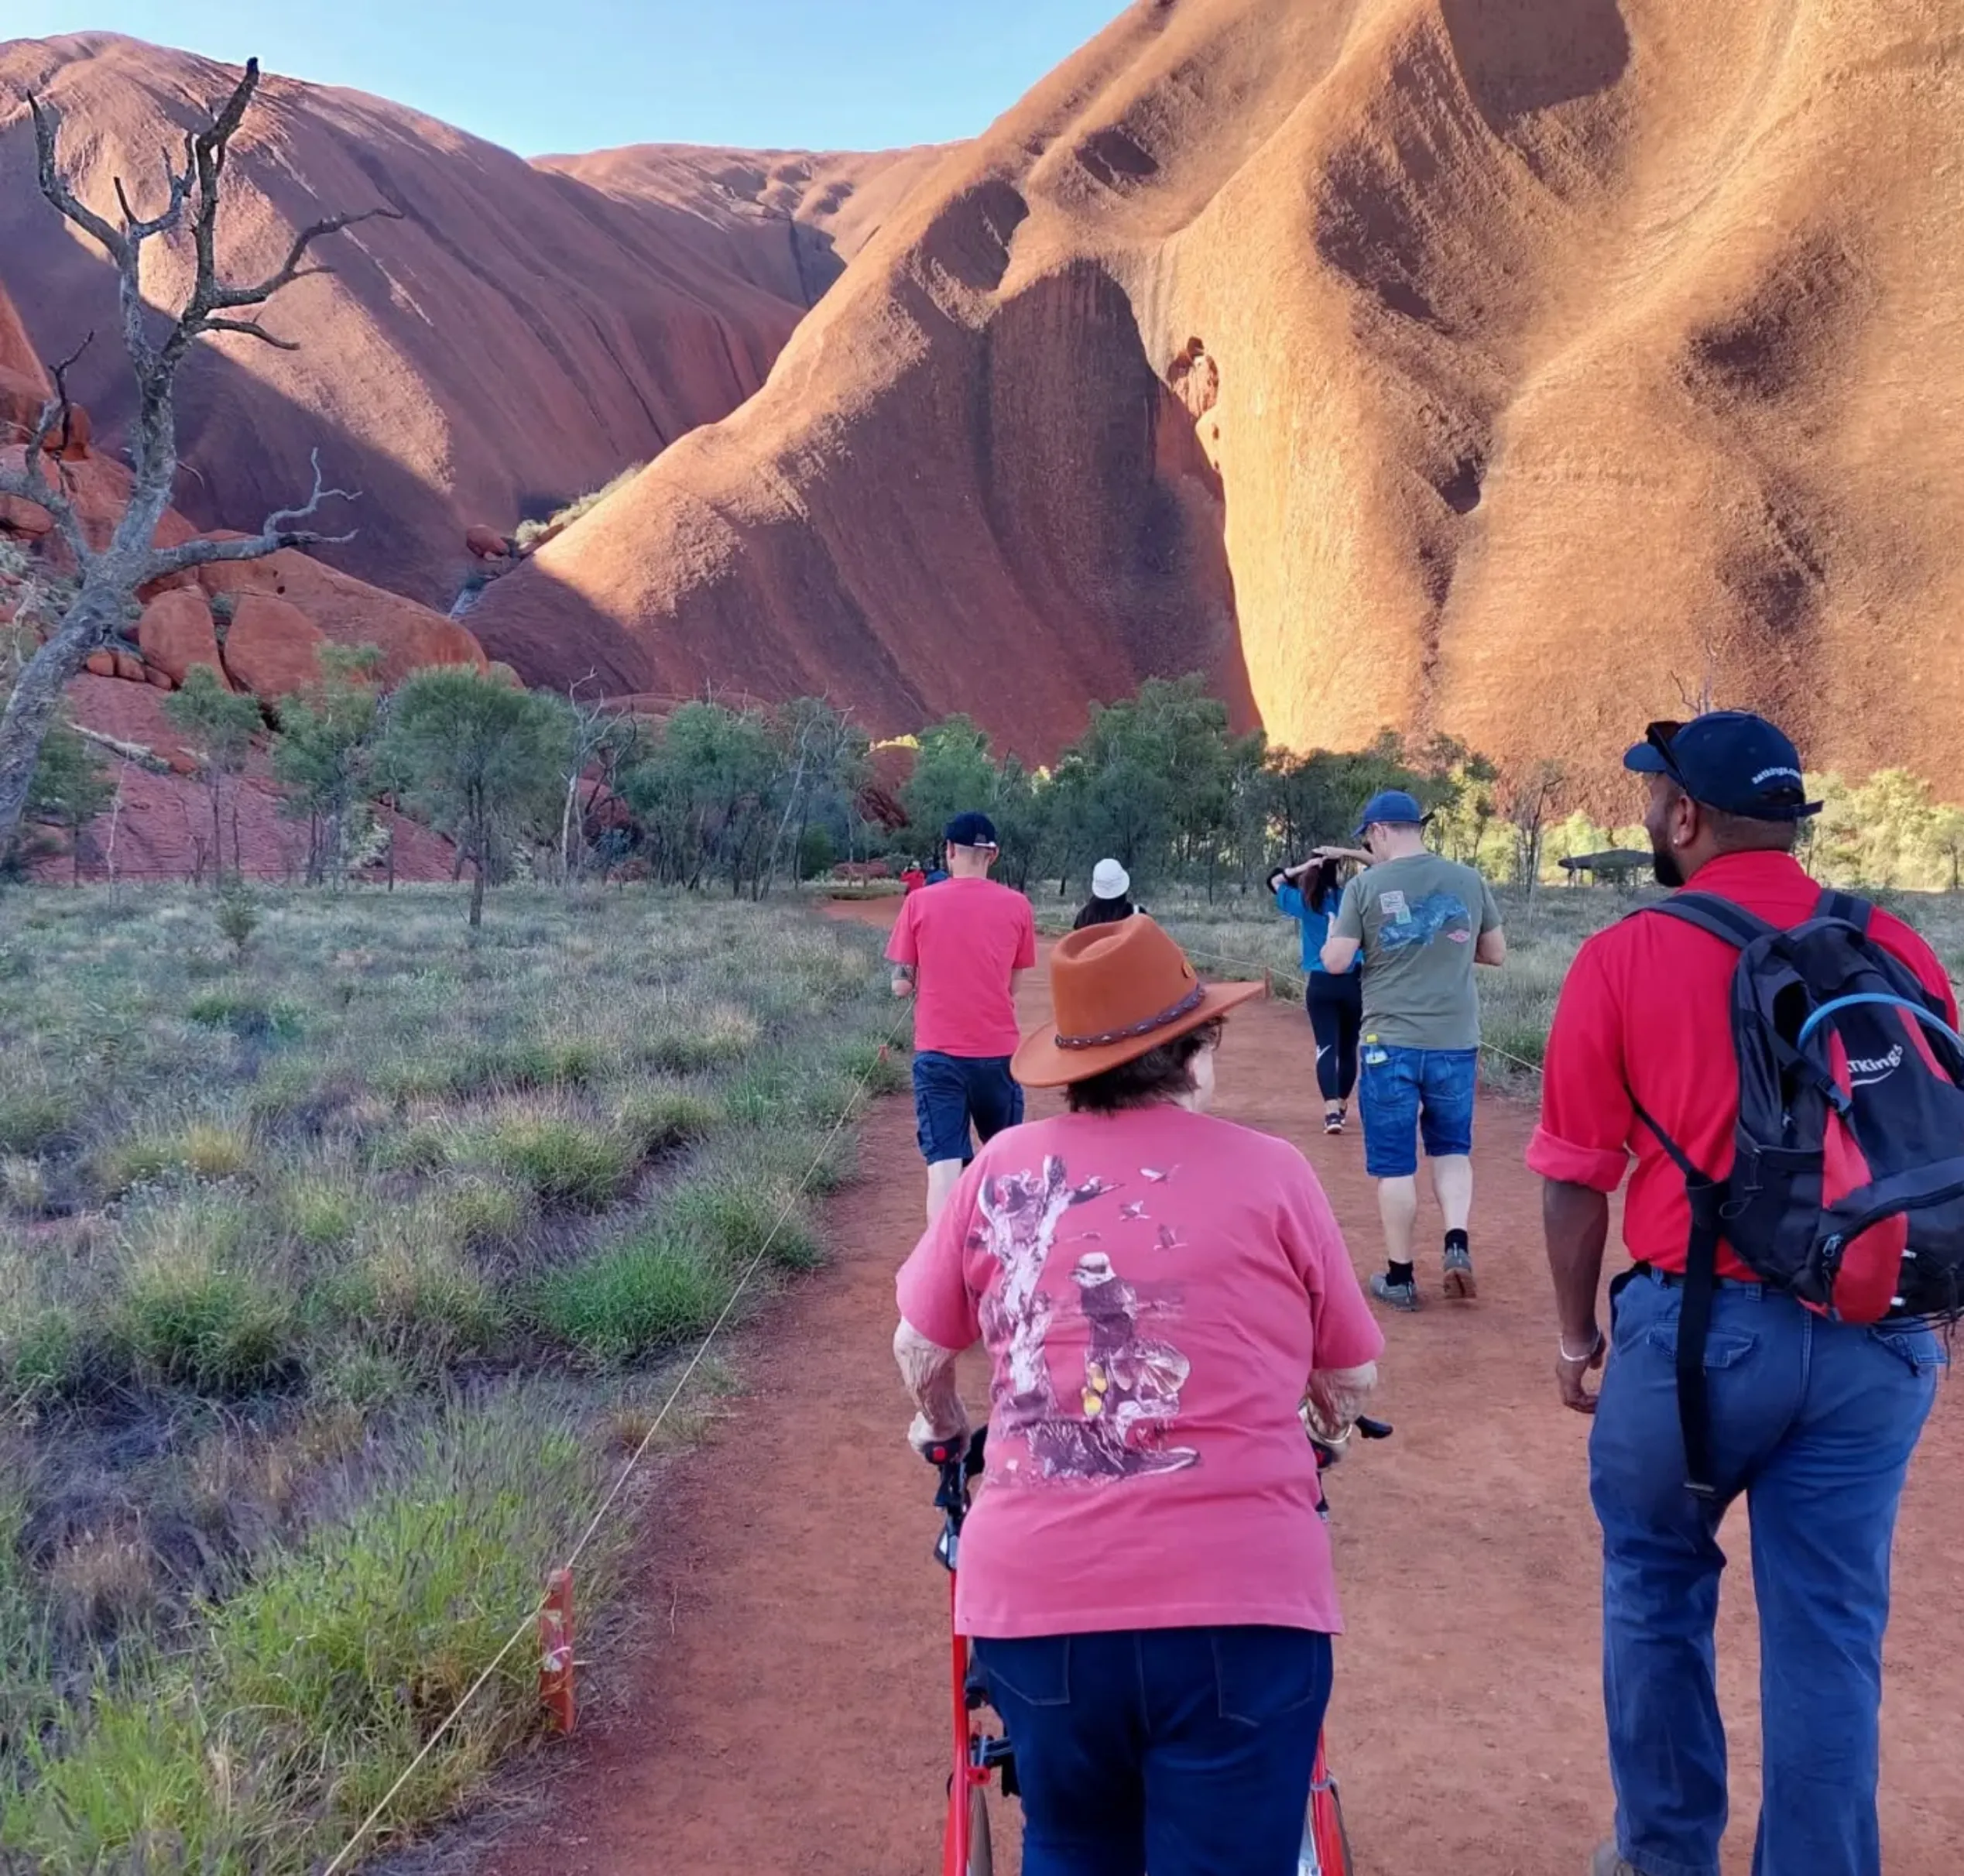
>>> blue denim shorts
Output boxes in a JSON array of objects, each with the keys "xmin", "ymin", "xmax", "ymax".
[
  {"xmin": 912, "ymin": 1051, "xmax": 1023, "ymax": 1165},
  {"xmin": 1357, "ymin": 1044, "xmax": 1477, "ymax": 1178}
]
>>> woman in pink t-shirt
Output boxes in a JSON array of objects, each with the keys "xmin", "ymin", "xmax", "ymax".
[{"xmin": 894, "ymin": 915, "xmax": 1383, "ymax": 1876}]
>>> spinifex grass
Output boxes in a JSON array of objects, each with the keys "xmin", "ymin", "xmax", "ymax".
[{"xmin": 0, "ymin": 884, "xmax": 897, "ymax": 1870}]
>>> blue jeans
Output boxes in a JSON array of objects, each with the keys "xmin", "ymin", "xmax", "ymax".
[
  {"xmin": 1356, "ymin": 1043, "xmax": 1477, "ymax": 1178},
  {"xmin": 972, "ymin": 1626, "xmax": 1332, "ymax": 1876},
  {"xmin": 1589, "ymin": 1271, "xmax": 1943, "ymax": 1876},
  {"xmin": 911, "ymin": 1051, "xmax": 1023, "ymax": 1164}
]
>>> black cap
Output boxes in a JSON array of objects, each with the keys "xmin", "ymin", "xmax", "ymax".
[
  {"xmin": 943, "ymin": 811, "xmax": 1000, "ymax": 850},
  {"xmin": 1623, "ymin": 712, "xmax": 1821, "ymax": 821}
]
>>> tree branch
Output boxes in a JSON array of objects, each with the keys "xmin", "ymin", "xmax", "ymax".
[
  {"xmin": 142, "ymin": 448, "xmax": 359, "ymax": 578},
  {"xmin": 205, "ymin": 207, "xmax": 403, "ymax": 314},
  {"xmin": 199, "ymin": 316, "xmax": 302, "ymax": 353},
  {"xmin": 28, "ymin": 94, "xmax": 126, "ymax": 263}
]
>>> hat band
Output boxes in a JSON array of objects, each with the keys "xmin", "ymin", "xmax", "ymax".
[{"xmin": 1055, "ymin": 982, "xmax": 1207, "ymax": 1052}]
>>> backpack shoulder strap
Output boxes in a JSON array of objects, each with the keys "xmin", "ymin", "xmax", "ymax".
[
  {"xmin": 1816, "ymin": 888, "xmax": 1873, "ymax": 933},
  {"xmin": 1642, "ymin": 891, "xmax": 1777, "ymax": 952}
]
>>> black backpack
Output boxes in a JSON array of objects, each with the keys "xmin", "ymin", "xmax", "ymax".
[{"xmin": 1633, "ymin": 889, "xmax": 1964, "ymax": 1497}]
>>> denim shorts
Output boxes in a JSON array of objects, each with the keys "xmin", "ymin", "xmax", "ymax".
[
  {"xmin": 912, "ymin": 1051, "xmax": 1023, "ymax": 1165},
  {"xmin": 1357, "ymin": 1043, "xmax": 1478, "ymax": 1178}
]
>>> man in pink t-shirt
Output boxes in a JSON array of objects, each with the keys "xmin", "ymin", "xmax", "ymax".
[{"xmin": 886, "ymin": 811, "xmax": 1038, "ymax": 1220}]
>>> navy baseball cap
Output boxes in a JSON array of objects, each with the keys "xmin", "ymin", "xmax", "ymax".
[
  {"xmin": 943, "ymin": 811, "xmax": 1000, "ymax": 849},
  {"xmin": 1623, "ymin": 712, "xmax": 1822, "ymax": 821},
  {"xmin": 1352, "ymin": 789, "xmax": 1430, "ymax": 839}
]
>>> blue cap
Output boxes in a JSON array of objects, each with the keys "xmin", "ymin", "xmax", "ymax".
[
  {"xmin": 943, "ymin": 811, "xmax": 1000, "ymax": 849},
  {"xmin": 1352, "ymin": 789, "xmax": 1429, "ymax": 840},
  {"xmin": 1623, "ymin": 712, "xmax": 1821, "ymax": 821}
]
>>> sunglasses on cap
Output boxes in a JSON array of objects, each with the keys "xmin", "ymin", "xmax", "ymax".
[{"xmin": 1644, "ymin": 720, "xmax": 1689, "ymax": 789}]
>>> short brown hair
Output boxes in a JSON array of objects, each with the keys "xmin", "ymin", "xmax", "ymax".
[{"xmin": 1064, "ymin": 1018, "xmax": 1225, "ymax": 1114}]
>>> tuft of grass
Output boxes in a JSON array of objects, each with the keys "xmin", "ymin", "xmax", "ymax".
[
  {"xmin": 49, "ymin": 1527, "xmax": 160, "ymax": 1645},
  {"xmin": 366, "ymin": 1118, "xmax": 452, "ymax": 1175},
  {"xmin": 326, "ymin": 1226, "xmax": 502, "ymax": 1370},
  {"xmin": 276, "ymin": 1171, "xmax": 368, "ymax": 1252},
  {"xmin": 0, "ymin": 1154, "xmax": 50, "ymax": 1217},
  {"xmin": 113, "ymin": 1228, "xmax": 298, "ymax": 1396},
  {"xmin": 612, "ymin": 1083, "xmax": 721, "ymax": 1157},
  {"xmin": 0, "ymin": 1086, "xmax": 80, "ymax": 1157},
  {"xmin": 533, "ymin": 1225, "xmax": 728, "ymax": 1365},
  {"xmin": 632, "ymin": 1003, "xmax": 761, "ymax": 1076},
  {"xmin": 186, "ymin": 988, "xmax": 304, "ymax": 1044},
  {"xmin": 666, "ymin": 1171, "xmax": 821, "ymax": 1272},
  {"xmin": 98, "ymin": 1117, "xmax": 255, "ymax": 1196},
  {"xmin": 435, "ymin": 1175, "xmax": 530, "ymax": 1250},
  {"xmin": 480, "ymin": 1115, "xmax": 634, "ymax": 1209}
]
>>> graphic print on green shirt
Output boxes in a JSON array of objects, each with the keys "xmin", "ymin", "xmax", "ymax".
[{"xmin": 1332, "ymin": 853, "xmax": 1502, "ymax": 1051}]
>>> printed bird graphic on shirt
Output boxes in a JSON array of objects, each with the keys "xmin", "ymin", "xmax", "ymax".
[
  {"xmin": 1118, "ymin": 1199, "xmax": 1149, "ymax": 1221},
  {"xmin": 1056, "ymin": 1252, "xmax": 1198, "ymax": 1476}
]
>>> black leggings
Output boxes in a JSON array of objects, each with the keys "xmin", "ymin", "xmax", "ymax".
[{"xmin": 1305, "ymin": 972, "xmax": 1362, "ymax": 1103}]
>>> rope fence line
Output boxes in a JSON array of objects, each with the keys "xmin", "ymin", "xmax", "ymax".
[
  {"xmin": 319, "ymin": 1004, "xmax": 912, "ymax": 1876},
  {"xmin": 1037, "ymin": 918, "xmax": 1547, "ymax": 1080}
]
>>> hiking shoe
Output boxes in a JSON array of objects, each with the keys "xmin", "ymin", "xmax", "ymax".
[
  {"xmin": 1442, "ymin": 1243, "xmax": 1477, "ymax": 1300},
  {"xmin": 1370, "ymin": 1271, "xmax": 1421, "ymax": 1311},
  {"xmin": 1323, "ymin": 1109, "xmax": 1345, "ymax": 1136},
  {"xmin": 1589, "ymin": 1845, "xmax": 1640, "ymax": 1876}
]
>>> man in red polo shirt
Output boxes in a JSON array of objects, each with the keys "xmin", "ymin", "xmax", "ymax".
[{"xmin": 1530, "ymin": 712, "xmax": 1954, "ymax": 1876}]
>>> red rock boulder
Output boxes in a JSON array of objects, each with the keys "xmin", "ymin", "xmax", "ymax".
[
  {"xmin": 84, "ymin": 650, "xmax": 115, "ymax": 677},
  {"xmin": 138, "ymin": 590, "xmax": 232, "ymax": 691},
  {"xmin": 111, "ymin": 650, "xmax": 145, "ymax": 684},
  {"xmin": 465, "ymin": 524, "xmax": 510, "ymax": 560},
  {"xmin": 0, "ymin": 492, "xmax": 53, "ymax": 538},
  {"xmin": 0, "ymin": 367, "xmax": 47, "ymax": 450},
  {"xmin": 221, "ymin": 595, "xmax": 326, "ymax": 699}
]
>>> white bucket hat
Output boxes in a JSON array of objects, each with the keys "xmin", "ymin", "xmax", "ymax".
[{"xmin": 1091, "ymin": 858, "xmax": 1131, "ymax": 900}]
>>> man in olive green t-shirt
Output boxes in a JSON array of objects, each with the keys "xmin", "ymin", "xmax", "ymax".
[{"xmin": 1321, "ymin": 791, "xmax": 1506, "ymax": 1310}]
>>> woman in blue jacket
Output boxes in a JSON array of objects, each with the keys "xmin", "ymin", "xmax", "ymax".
[{"xmin": 1270, "ymin": 855, "xmax": 1362, "ymax": 1134}]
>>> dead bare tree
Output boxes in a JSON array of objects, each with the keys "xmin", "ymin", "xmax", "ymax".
[{"xmin": 0, "ymin": 57, "xmax": 399, "ymax": 861}]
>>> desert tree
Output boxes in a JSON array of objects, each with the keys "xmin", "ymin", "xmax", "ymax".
[
  {"xmin": 0, "ymin": 56, "xmax": 397, "ymax": 861},
  {"xmin": 380, "ymin": 667, "xmax": 568, "ymax": 928},
  {"xmin": 164, "ymin": 666, "xmax": 262, "ymax": 883},
  {"xmin": 271, "ymin": 643, "xmax": 384, "ymax": 884}
]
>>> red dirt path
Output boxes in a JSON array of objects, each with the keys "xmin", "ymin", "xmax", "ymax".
[{"xmin": 466, "ymin": 913, "xmax": 1962, "ymax": 1876}]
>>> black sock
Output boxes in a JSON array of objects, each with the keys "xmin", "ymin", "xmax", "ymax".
[
  {"xmin": 1386, "ymin": 1260, "xmax": 1416, "ymax": 1288},
  {"xmin": 1445, "ymin": 1229, "xmax": 1469, "ymax": 1257}
]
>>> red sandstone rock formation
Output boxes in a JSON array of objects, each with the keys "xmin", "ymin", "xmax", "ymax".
[
  {"xmin": 0, "ymin": 36, "xmax": 939, "ymax": 602},
  {"xmin": 465, "ymin": 0, "xmax": 1964, "ymax": 787}
]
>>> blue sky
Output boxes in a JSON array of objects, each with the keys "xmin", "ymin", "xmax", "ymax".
[{"xmin": 12, "ymin": 0, "xmax": 1132, "ymax": 155}]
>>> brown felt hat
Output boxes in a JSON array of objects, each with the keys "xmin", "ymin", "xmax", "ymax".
[{"xmin": 1012, "ymin": 915, "xmax": 1265, "ymax": 1089}]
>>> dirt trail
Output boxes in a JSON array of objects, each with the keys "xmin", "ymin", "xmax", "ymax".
[{"xmin": 470, "ymin": 911, "xmax": 1962, "ymax": 1876}]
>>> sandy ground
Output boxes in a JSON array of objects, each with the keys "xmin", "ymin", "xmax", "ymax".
[{"xmin": 461, "ymin": 906, "xmax": 1962, "ymax": 1876}]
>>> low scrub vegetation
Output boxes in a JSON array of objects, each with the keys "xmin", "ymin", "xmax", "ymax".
[{"xmin": 0, "ymin": 885, "xmax": 896, "ymax": 1871}]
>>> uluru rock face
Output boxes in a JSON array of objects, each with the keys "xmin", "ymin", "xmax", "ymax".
[
  {"xmin": 466, "ymin": 0, "xmax": 1964, "ymax": 782},
  {"xmin": 0, "ymin": 36, "xmax": 931, "ymax": 605}
]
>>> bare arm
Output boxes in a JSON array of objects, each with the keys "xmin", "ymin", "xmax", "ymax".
[
  {"xmin": 894, "ymin": 1319, "xmax": 970, "ymax": 1451},
  {"xmin": 1476, "ymin": 928, "xmax": 1507, "ymax": 967},
  {"xmin": 1302, "ymin": 1360, "xmax": 1380, "ymax": 1442},
  {"xmin": 1320, "ymin": 933, "xmax": 1361, "ymax": 975},
  {"xmin": 891, "ymin": 962, "xmax": 915, "ymax": 1000},
  {"xmin": 1544, "ymin": 1179, "xmax": 1610, "ymax": 1413}
]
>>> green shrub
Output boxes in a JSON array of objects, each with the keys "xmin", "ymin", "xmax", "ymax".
[
  {"xmin": 482, "ymin": 1116, "xmax": 633, "ymax": 1209},
  {"xmin": 2, "ymin": 1306, "xmax": 94, "ymax": 1405},
  {"xmin": 533, "ymin": 1226, "xmax": 728, "ymax": 1364}
]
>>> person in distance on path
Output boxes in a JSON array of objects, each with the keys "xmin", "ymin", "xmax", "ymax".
[
  {"xmin": 893, "ymin": 914, "xmax": 1383, "ymax": 1876},
  {"xmin": 1072, "ymin": 856, "xmax": 1140, "ymax": 929},
  {"xmin": 1270, "ymin": 853, "xmax": 1362, "ymax": 1134},
  {"xmin": 1529, "ymin": 712, "xmax": 1956, "ymax": 1876},
  {"xmin": 1321, "ymin": 789, "xmax": 1506, "ymax": 1308},
  {"xmin": 886, "ymin": 811, "xmax": 1037, "ymax": 1222}
]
